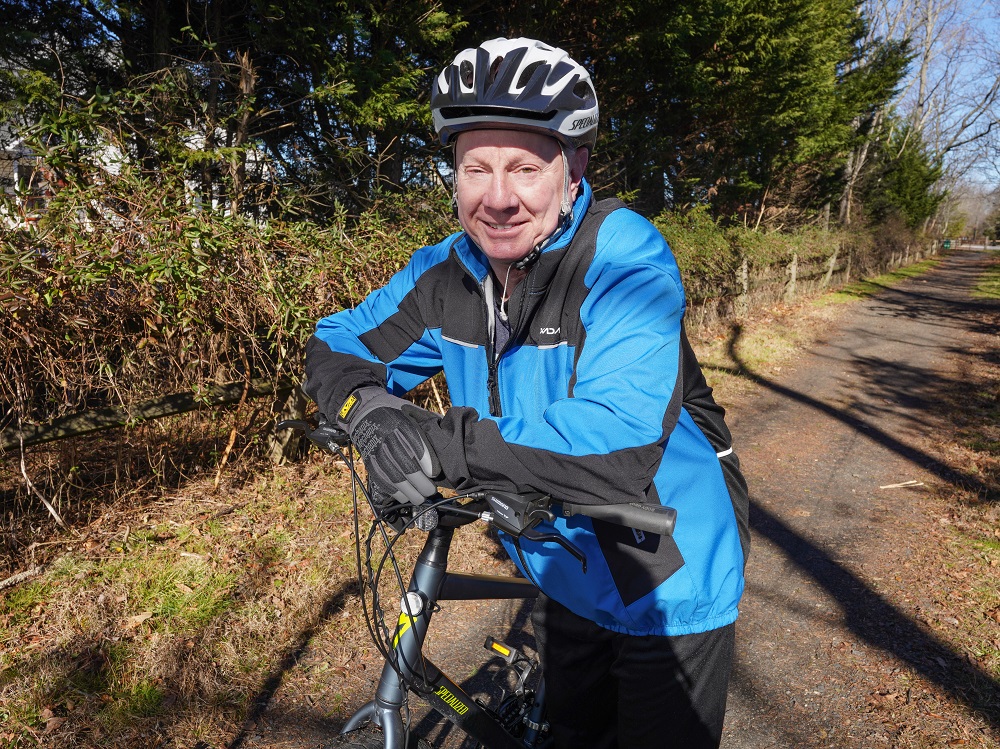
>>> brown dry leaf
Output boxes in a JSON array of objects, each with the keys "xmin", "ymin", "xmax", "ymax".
[
  {"xmin": 43, "ymin": 717, "xmax": 66, "ymax": 734},
  {"xmin": 124, "ymin": 611, "xmax": 153, "ymax": 629},
  {"xmin": 176, "ymin": 582, "xmax": 194, "ymax": 594}
]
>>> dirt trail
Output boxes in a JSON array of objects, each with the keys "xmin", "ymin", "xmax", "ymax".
[
  {"xmin": 242, "ymin": 248, "xmax": 999, "ymax": 749},
  {"xmin": 722, "ymin": 247, "xmax": 999, "ymax": 747}
]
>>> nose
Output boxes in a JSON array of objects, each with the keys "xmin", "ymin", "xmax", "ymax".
[{"xmin": 482, "ymin": 172, "xmax": 518, "ymax": 211}]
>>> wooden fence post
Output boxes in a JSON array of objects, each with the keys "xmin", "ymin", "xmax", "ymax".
[
  {"xmin": 735, "ymin": 257, "xmax": 749, "ymax": 317},
  {"xmin": 784, "ymin": 253, "xmax": 798, "ymax": 302},
  {"xmin": 821, "ymin": 245, "xmax": 839, "ymax": 288},
  {"xmin": 266, "ymin": 383, "xmax": 309, "ymax": 465}
]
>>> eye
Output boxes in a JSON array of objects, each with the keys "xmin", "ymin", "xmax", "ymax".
[{"xmin": 512, "ymin": 164, "xmax": 542, "ymax": 178}]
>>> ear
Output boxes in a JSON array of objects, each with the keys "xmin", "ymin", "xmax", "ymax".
[{"xmin": 568, "ymin": 147, "xmax": 590, "ymax": 198}]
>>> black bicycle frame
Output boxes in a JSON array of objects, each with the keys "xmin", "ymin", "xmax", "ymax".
[{"xmin": 341, "ymin": 525, "xmax": 544, "ymax": 749}]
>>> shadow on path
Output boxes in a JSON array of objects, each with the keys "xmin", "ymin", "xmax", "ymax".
[
  {"xmin": 227, "ymin": 579, "xmax": 359, "ymax": 749},
  {"xmin": 714, "ymin": 322, "xmax": 995, "ymax": 499},
  {"xmin": 750, "ymin": 499, "xmax": 1000, "ymax": 735}
]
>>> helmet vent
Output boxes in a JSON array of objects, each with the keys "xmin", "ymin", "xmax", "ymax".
[
  {"xmin": 460, "ymin": 60, "xmax": 474, "ymax": 89},
  {"xmin": 439, "ymin": 106, "xmax": 558, "ymax": 123},
  {"xmin": 488, "ymin": 56, "xmax": 504, "ymax": 87},
  {"xmin": 517, "ymin": 61, "xmax": 544, "ymax": 89},
  {"xmin": 431, "ymin": 38, "xmax": 599, "ymax": 150},
  {"xmin": 573, "ymin": 80, "xmax": 596, "ymax": 106}
]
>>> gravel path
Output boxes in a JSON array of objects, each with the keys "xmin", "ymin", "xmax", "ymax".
[{"xmin": 722, "ymin": 247, "xmax": 999, "ymax": 748}]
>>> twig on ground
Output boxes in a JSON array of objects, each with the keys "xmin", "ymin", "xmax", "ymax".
[
  {"xmin": 18, "ymin": 431, "xmax": 76, "ymax": 535},
  {"xmin": 879, "ymin": 480, "xmax": 925, "ymax": 489},
  {"xmin": 429, "ymin": 376, "xmax": 446, "ymax": 414},
  {"xmin": 0, "ymin": 566, "xmax": 43, "ymax": 591}
]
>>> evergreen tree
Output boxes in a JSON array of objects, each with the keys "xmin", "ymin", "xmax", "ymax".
[{"xmin": 858, "ymin": 121, "xmax": 943, "ymax": 228}]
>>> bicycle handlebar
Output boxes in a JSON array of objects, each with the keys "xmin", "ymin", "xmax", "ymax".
[
  {"xmin": 562, "ymin": 501, "xmax": 677, "ymax": 537},
  {"xmin": 276, "ymin": 418, "xmax": 676, "ymax": 538}
]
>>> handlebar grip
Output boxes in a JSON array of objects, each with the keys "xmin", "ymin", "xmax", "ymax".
[{"xmin": 562, "ymin": 502, "xmax": 677, "ymax": 536}]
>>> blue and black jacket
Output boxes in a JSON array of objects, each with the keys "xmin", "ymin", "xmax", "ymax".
[{"xmin": 305, "ymin": 179, "xmax": 749, "ymax": 636}]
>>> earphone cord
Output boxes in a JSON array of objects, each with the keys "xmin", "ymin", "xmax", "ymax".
[{"xmin": 499, "ymin": 264, "xmax": 512, "ymax": 321}]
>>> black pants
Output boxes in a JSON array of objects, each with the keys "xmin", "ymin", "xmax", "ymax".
[{"xmin": 531, "ymin": 594, "xmax": 734, "ymax": 749}]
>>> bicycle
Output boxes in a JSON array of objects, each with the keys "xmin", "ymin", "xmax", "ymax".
[{"xmin": 278, "ymin": 418, "xmax": 677, "ymax": 749}]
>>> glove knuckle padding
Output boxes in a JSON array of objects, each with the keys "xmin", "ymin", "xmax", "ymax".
[{"xmin": 337, "ymin": 386, "xmax": 441, "ymax": 506}]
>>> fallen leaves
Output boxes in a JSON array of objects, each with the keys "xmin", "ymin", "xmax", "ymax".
[
  {"xmin": 123, "ymin": 611, "xmax": 153, "ymax": 629},
  {"xmin": 39, "ymin": 708, "xmax": 66, "ymax": 734}
]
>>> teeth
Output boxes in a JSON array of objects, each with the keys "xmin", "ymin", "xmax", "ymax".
[{"xmin": 488, "ymin": 223, "xmax": 513, "ymax": 230}]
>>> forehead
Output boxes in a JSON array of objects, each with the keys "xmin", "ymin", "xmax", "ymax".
[{"xmin": 455, "ymin": 129, "xmax": 561, "ymax": 162}]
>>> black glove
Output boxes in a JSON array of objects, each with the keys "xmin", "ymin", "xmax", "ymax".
[{"xmin": 336, "ymin": 387, "xmax": 442, "ymax": 506}]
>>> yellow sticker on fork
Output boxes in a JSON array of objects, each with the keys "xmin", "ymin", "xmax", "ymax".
[{"xmin": 392, "ymin": 613, "xmax": 417, "ymax": 649}]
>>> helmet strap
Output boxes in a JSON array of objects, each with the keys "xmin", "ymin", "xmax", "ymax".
[{"xmin": 450, "ymin": 148, "xmax": 460, "ymax": 219}]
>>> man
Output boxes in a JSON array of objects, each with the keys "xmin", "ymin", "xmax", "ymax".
[{"xmin": 304, "ymin": 37, "xmax": 749, "ymax": 749}]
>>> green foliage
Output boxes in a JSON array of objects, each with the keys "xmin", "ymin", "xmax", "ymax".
[
  {"xmin": 0, "ymin": 0, "xmax": 923, "ymax": 226},
  {"xmin": 97, "ymin": 552, "xmax": 236, "ymax": 631},
  {"xmin": 858, "ymin": 123, "xmax": 944, "ymax": 229},
  {"xmin": 98, "ymin": 679, "xmax": 165, "ymax": 728},
  {"xmin": 972, "ymin": 251, "xmax": 1000, "ymax": 300},
  {"xmin": 654, "ymin": 206, "xmax": 739, "ymax": 296},
  {"xmin": 0, "ymin": 0, "xmax": 464, "ymax": 217},
  {"xmin": 472, "ymin": 0, "xmax": 911, "ymax": 226},
  {"xmin": 655, "ymin": 205, "xmax": 858, "ymax": 300},
  {"xmin": 1, "ymin": 580, "xmax": 53, "ymax": 627},
  {"xmin": 247, "ymin": 0, "xmax": 464, "ymax": 210}
]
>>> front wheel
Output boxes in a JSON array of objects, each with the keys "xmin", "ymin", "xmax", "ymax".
[{"xmin": 323, "ymin": 724, "xmax": 433, "ymax": 749}]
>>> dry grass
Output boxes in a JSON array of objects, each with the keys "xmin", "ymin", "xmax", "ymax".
[{"xmin": 0, "ymin": 446, "xmax": 514, "ymax": 748}]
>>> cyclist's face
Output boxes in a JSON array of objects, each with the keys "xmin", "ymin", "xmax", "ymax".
[{"xmin": 454, "ymin": 130, "xmax": 587, "ymax": 273}]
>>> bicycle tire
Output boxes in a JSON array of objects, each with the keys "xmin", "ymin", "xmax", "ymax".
[{"xmin": 322, "ymin": 724, "xmax": 433, "ymax": 749}]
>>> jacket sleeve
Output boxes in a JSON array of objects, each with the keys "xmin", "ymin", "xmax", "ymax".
[
  {"xmin": 303, "ymin": 238, "xmax": 458, "ymax": 420},
  {"xmin": 411, "ymin": 210, "xmax": 689, "ymax": 506}
]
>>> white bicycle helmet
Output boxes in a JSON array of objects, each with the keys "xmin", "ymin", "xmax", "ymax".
[{"xmin": 431, "ymin": 37, "xmax": 599, "ymax": 151}]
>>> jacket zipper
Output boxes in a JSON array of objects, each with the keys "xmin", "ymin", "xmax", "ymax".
[
  {"xmin": 480, "ymin": 289, "xmax": 503, "ymax": 417},
  {"xmin": 483, "ymin": 268, "xmax": 533, "ymax": 418}
]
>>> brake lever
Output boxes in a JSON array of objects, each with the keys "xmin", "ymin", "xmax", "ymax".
[
  {"xmin": 480, "ymin": 491, "xmax": 589, "ymax": 572},
  {"xmin": 275, "ymin": 418, "xmax": 350, "ymax": 452},
  {"xmin": 520, "ymin": 528, "xmax": 588, "ymax": 574}
]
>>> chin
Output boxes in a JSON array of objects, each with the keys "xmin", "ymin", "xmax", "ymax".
[{"xmin": 478, "ymin": 242, "xmax": 532, "ymax": 264}]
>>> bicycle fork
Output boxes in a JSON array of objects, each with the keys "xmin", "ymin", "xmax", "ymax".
[{"xmin": 342, "ymin": 525, "xmax": 544, "ymax": 748}]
